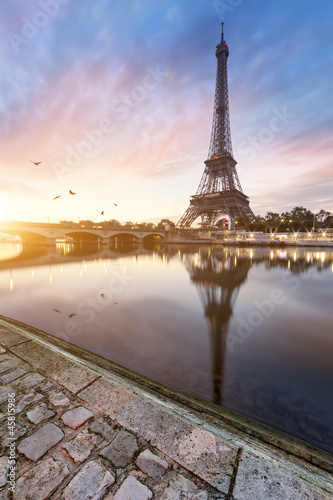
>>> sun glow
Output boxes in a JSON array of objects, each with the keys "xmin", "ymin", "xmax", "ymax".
[
  {"xmin": 0, "ymin": 206, "xmax": 8, "ymax": 222},
  {"xmin": 0, "ymin": 242, "xmax": 22, "ymax": 261}
]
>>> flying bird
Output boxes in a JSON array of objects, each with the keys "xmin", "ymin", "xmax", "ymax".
[
  {"xmin": 30, "ymin": 160, "xmax": 42, "ymax": 166},
  {"xmin": 68, "ymin": 313, "xmax": 76, "ymax": 318},
  {"xmin": 113, "ymin": 302, "xmax": 118, "ymax": 305},
  {"xmin": 101, "ymin": 211, "xmax": 104, "ymax": 215},
  {"xmin": 69, "ymin": 190, "xmax": 76, "ymax": 195},
  {"xmin": 114, "ymin": 204, "xmax": 118, "ymax": 206},
  {"xmin": 53, "ymin": 196, "xmax": 61, "ymax": 200},
  {"xmin": 101, "ymin": 293, "xmax": 105, "ymax": 298},
  {"xmin": 53, "ymin": 308, "xmax": 61, "ymax": 313}
]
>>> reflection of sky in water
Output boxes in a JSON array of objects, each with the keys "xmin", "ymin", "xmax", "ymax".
[{"xmin": 0, "ymin": 242, "xmax": 333, "ymax": 454}]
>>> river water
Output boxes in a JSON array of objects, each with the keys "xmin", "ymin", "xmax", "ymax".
[{"xmin": 0, "ymin": 240, "xmax": 332, "ymax": 454}]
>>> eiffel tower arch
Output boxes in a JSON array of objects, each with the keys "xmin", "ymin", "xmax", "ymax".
[{"xmin": 178, "ymin": 24, "xmax": 254, "ymax": 227}]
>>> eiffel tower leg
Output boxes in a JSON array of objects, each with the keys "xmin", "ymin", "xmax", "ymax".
[{"xmin": 177, "ymin": 205, "xmax": 202, "ymax": 227}]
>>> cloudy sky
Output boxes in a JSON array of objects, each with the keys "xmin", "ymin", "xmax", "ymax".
[{"xmin": 1, "ymin": 0, "xmax": 332, "ymax": 223}]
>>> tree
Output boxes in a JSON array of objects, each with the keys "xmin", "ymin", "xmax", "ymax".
[
  {"xmin": 325, "ymin": 216, "xmax": 333, "ymax": 228},
  {"xmin": 235, "ymin": 215, "xmax": 253, "ymax": 230},
  {"xmin": 79, "ymin": 220, "xmax": 94, "ymax": 227},
  {"xmin": 59, "ymin": 220, "xmax": 74, "ymax": 226},
  {"xmin": 289, "ymin": 206, "xmax": 314, "ymax": 231},
  {"xmin": 101, "ymin": 219, "xmax": 121, "ymax": 228},
  {"xmin": 124, "ymin": 221, "xmax": 134, "ymax": 228},
  {"xmin": 290, "ymin": 206, "xmax": 312, "ymax": 219},
  {"xmin": 315, "ymin": 209, "xmax": 332, "ymax": 227},
  {"xmin": 249, "ymin": 215, "xmax": 265, "ymax": 232},
  {"xmin": 264, "ymin": 212, "xmax": 280, "ymax": 224}
]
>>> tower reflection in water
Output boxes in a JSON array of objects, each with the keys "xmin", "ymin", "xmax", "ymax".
[{"xmin": 184, "ymin": 247, "xmax": 251, "ymax": 405}]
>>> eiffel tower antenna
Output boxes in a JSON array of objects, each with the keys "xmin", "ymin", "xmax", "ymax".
[{"xmin": 177, "ymin": 23, "xmax": 254, "ymax": 227}]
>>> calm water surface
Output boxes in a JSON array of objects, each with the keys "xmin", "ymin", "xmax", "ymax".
[{"xmin": 0, "ymin": 240, "xmax": 332, "ymax": 454}]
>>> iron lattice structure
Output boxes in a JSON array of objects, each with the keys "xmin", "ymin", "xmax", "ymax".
[{"xmin": 178, "ymin": 24, "xmax": 254, "ymax": 227}]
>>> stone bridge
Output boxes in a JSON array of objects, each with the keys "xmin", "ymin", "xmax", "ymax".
[{"xmin": 0, "ymin": 222, "xmax": 166, "ymax": 245}]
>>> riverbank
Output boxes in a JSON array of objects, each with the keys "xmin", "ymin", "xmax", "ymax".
[
  {"xmin": 0, "ymin": 317, "xmax": 332, "ymax": 499},
  {"xmin": 165, "ymin": 239, "xmax": 333, "ymax": 248},
  {"xmin": 166, "ymin": 240, "xmax": 333, "ymax": 247}
]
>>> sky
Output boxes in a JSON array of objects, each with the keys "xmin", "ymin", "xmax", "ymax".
[{"xmin": 0, "ymin": 0, "xmax": 333, "ymax": 224}]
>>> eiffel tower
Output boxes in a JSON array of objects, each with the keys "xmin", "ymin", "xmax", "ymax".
[{"xmin": 178, "ymin": 24, "xmax": 254, "ymax": 227}]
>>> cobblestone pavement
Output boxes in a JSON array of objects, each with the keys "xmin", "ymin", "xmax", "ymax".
[{"xmin": 0, "ymin": 323, "xmax": 332, "ymax": 500}]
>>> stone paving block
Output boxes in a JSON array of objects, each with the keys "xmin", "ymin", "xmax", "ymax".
[
  {"xmin": 0, "ymin": 422, "xmax": 27, "ymax": 446},
  {"xmin": 80, "ymin": 377, "xmax": 237, "ymax": 493},
  {"xmin": 0, "ymin": 386, "xmax": 15, "ymax": 405},
  {"xmin": 48, "ymin": 391, "xmax": 70, "ymax": 406},
  {"xmin": 11, "ymin": 341, "xmax": 98, "ymax": 393},
  {"xmin": 18, "ymin": 423, "xmax": 64, "ymax": 461},
  {"xmin": 89, "ymin": 419, "xmax": 114, "ymax": 441},
  {"xmin": 39, "ymin": 381, "xmax": 55, "ymax": 392},
  {"xmin": 104, "ymin": 494, "xmax": 115, "ymax": 500},
  {"xmin": 17, "ymin": 372, "xmax": 45, "ymax": 390},
  {"xmin": 0, "ymin": 328, "xmax": 28, "ymax": 347},
  {"xmin": 161, "ymin": 474, "xmax": 208, "ymax": 499},
  {"xmin": 0, "ymin": 456, "xmax": 10, "ymax": 488},
  {"xmin": 61, "ymin": 459, "xmax": 115, "ymax": 500},
  {"xmin": 135, "ymin": 449, "xmax": 168, "ymax": 481},
  {"xmin": 233, "ymin": 452, "xmax": 331, "ymax": 500},
  {"xmin": 114, "ymin": 475, "xmax": 153, "ymax": 500},
  {"xmin": 15, "ymin": 391, "xmax": 43, "ymax": 414},
  {"xmin": 26, "ymin": 402, "xmax": 55, "ymax": 424},
  {"xmin": 15, "ymin": 457, "xmax": 69, "ymax": 500},
  {"xmin": 62, "ymin": 430, "xmax": 95, "ymax": 462},
  {"xmin": 0, "ymin": 489, "xmax": 10, "ymax": 500},
  {"xmin": 0, "ymin": 358, "xmax": 20, "ymax": 375},
  {"xmin": 61, "ymin": 406, "xmax": 94, "ymax": 429},
  {"xmin": 0, "ymin": 354, "xmax": 13, "ymax": 362},
  {"xmin": 100, "ymin": 430, "xmax": 139, "ymax": 467},
  {"xmin": 0, "ymin": 368, "xmax": 26, "ymax": 384},
  {"xmin": 79, "ymin": 377, "xmax": 134, "ymax": 415}
]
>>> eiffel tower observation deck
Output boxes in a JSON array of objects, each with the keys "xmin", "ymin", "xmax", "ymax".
[{"xmin": 178, "ymin": 23, "xmax": 254, "ymax": 227}]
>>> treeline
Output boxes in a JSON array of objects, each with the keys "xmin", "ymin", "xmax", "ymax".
[
  {"xmin": 59, "ymin": 219, "xmax": 171, "ymax": 230},
  {"xmin": 60, "ymin": 207, "xmax": 333, "ymax": 232},
  {"xmin": 230, "ymin": 207, "xmax": 333, "ymax": 232}
]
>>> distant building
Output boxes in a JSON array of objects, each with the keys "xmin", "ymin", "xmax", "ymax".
[{"xmin": 160, "ymin": 219, "xmax": 175, "ymax": 231}]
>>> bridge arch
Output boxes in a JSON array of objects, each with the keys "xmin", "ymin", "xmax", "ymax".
[
  {"xmin": 0, "ymin": 229, "xmax": 52, "ymax": 244},
  {"xmin": 0, "ymin": 224, "xmax": 167, "ymax": 245},
  {"xmin": 59, "ymin": 230, "xmax": 101, "ymax": 242},
  {"xmin": 142, "ymin": 233, "xmax": 165, "ymax": 241},
  {"xmin": 109, "ymin": 232, "xmax": 141, "ymax": 243},
  {"xmin": 214, "ymin": 214, "xmax": 232, "ymax": 230}
]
